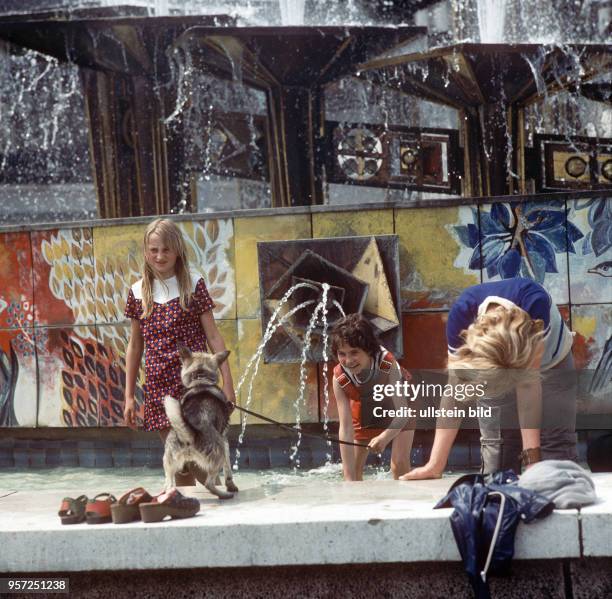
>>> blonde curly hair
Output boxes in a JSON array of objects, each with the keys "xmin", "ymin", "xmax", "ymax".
[{"xmin": 448, "ymin": 304, "xmax": 545, "ymax": 397}]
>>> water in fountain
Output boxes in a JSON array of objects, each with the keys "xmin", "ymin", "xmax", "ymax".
[
  {"xmin": 279, "ymin": 0, "xmax": 305, "ymax": 26},
  {"xmin": 233, "ymin": 281, "xmax": 337, "ymax": 470},
  {"xmin": 476, "ymin": 0, "xmax": 507, "ymax": 43},
  {"xmin": 0, "ymin": 44, "xmax": 94, "ymax": 224},
  {"xmin": 289, "ymin": 283, "xmax": 329, "ymax": 468},
  {"xmin": 233, "ymin": 281, "xmax": 320, "ymax": 468},
  {"xmin": 320, "ymin": 287, "xmax": 333, "ymax": 462}
]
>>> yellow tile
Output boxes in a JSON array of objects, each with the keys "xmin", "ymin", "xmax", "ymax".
[
  {"xmin": 312, "ymin": 209, "xmax": 393, "ymax": 238},
  {"xmin": 215, "ymin": 319, "xmax": 241, "ymax": 426},
  {"xmin": 235, "ymin": 318, "xmax": 318, "ymax": 425},
  {"xmin": 395, "ymin": 207, "xmax": 479, "ymax": 310},
  {"xmin": 92, "ymin": 224, "xmax": 143, "ymax": 324},
  {"xmin": 234, "ymin": 214, "xmax": 311, "ymax": 318}
]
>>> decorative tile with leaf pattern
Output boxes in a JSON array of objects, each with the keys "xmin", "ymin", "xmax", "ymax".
[
  {"xmin": 568, "ymin": 197, "xmax": 612, "ymax": 304},
  {"xmin": 31, "ymin": 228, "xmax": 96, "ymax": 326},
  {"xmin": 453, "ymin": 201, "xmax": 577, "ymax": 303}
]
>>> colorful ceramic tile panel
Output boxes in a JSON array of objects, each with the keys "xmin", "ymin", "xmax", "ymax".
[
  {"xmin": 571, "ymin": 304, "xmax": 612, "ymax": 415},
  {"xmin": 396, "ymin": 206, "xmax": 480, "ymax": 310},
  {"xmin": 214, "ymin": 319, "xmax": 241, "ymax": 426},
  {"xmin": 92, "ymin": 224, "xmax": 143, "ymax": 324},
  {"xmin": 475, "ymin": 201, "xmax": 571, "ymax": 303},
  {"xmin": 257, "ymin": 235, "xmax": 402, "ymax": 361},
  {"xmin": 0, "ymin": 231, "xmax": 34, "ymax": 329},
  {"xmin": 234, "ymin": 214, "xmax": 311, "ymax": 318},
  {"xmin": 95, "ymin": 322, "xmax": 143, "ymax": 428},
  {"xmin": 568, "ymin": 197, "xmax": 612, "ymax": 304},
  {"xmin": 31, "ymin": 228, "xmax": 95, "ymax": 326},
  {"xmin": 312, "ymin": 209, "xmax": 393, "ymax": 238},
  {"xmin": 179, "ymin": 220, "xmax": 236, "ymax": 319},
  {"xmin": 0, "ymin": 327, "xmax": 37, "ymax": 427},
  {"xmin": 236, "ymin": 318, "xmax": 318, "ymax": 424},
  {"xmin": 36, "ymin": 326, "xmax": 100, "ymax": 427}
]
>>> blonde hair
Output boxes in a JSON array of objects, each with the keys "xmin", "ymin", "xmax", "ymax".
[
  {"xmin": 448, "ymin": 305, "xmax": 545, "ymax": 396},
  {"xmin": 141, "ymin": 218, "xmax": 192, "ymax": 318}
]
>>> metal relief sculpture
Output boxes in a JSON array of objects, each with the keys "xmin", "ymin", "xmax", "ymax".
[{"xmin": 257, "ymin": 235, "xmax": 401, "ymax": 363}]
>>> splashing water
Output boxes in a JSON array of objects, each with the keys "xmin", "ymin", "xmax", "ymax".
[
  {"xmin": 233, "ymin": 281, "xmax": 337, "ymax": 471},
  {"xmin": 279, "ymin": 0, "xmax": 306, "ymax": 26},
  {"xmin": 233, "ymin": 281, "xmax": 320, "ymax": 468},
  {"xmin": 290, "ymin": 283, "xmax": 329, "ymax": 468},
  {"xmin": 476, "ymin": 0, "xmax": 507, "ymax": 43},
  {"xmin": 320, "ymin": 286, "xmax": 333, "ymax": 462}
]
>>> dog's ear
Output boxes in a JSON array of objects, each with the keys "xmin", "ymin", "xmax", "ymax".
[
  {"xmin": 214, "ymin": 350, "xmax": 230, "ymax": 366},
  {"xmin": 177, "ymin": 344, "xmax": 192, "ymax": 361}
]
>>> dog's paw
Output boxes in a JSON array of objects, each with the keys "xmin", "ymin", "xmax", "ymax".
[{"xmin": 226, "ymin": 480, "xmax": 239, "ymax": 493}]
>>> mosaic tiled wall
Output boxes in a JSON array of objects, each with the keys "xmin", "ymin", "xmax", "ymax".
[{"xmin": 0, "ymin": 195, "xmax": 610, "ymax": 428}]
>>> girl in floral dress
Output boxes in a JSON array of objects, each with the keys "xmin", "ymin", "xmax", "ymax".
[{"xmin": 123, "ymin": 218, "xmax": 235, "ymax": 483}]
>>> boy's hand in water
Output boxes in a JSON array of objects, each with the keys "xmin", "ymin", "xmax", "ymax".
[
  {"xmin": 399, "ymin": 462, "xmax": 443, "ymax": 480},
  {"xmin": 123, "ymin": 397, "xmax": 137, "ymax": 430}
]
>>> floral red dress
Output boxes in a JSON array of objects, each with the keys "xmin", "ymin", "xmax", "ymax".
[{"xmin": 124, "ymin": 274, "xmax": 215, "ymax": 431}]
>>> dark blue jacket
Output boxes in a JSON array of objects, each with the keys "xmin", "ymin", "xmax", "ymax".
[{"xmin": 434, "ymin": 471, "xmax": 554, "ymax": 598}]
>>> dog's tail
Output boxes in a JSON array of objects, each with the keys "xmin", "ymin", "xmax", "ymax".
[
  {"xmin": 199, "ymin": 423, "xmax": 227, "ymax": 465},
  {"xmin": 164, "ymin": 396, "xmax": 193, "ymax": 443}
]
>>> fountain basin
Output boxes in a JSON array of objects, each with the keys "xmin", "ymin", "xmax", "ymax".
[{"xmin": 1, "ymin": 472, "xmax": 612, "ymax": 597}]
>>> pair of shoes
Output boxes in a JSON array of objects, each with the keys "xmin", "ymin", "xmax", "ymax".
[
  {"xmin": 139, "ymin": 488, "xmax": 201, "ymax": 523},
  {"xmin": 58, "ymin": 493, "xmax": 117, "ymax": 525},
  {"xmin": 110, "ymin": 487, "xmax": 154, "ymax": 524}
]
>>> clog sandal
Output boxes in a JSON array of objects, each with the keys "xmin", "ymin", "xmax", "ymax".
[
  {"xmin": 58, "ymin": 495, "xmax": 88, "ymax": 525},
  {"xmin": 85, "ymin": 493, "xmax": 117, "ymax": 524},
  {"xmin": 139, "ymin": 488, "xmax": 200, "ymax": 523},
  {"xmin": 111, "ymin": 487, "xmax": 153, "ymax": 524}
]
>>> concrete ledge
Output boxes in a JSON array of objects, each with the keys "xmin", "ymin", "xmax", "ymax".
[
  {"xmin": 581, "ymin": 474, "xmax": 612, "ymax": 557},
  {"xmin": 2, "ymin": 474, "xmax": 610, "ymax": 573}
]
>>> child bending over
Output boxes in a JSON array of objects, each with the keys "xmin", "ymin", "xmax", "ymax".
[{"xmin": 331, "ymin": 314, "xmax": 414, "ymax": 481}]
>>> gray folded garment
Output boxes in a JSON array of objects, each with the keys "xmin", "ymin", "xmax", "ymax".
[{"xmin": 518, "ymin": 460, "xmax": 597, "ymax": 508}]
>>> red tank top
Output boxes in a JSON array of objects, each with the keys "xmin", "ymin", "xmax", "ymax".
[{"xmin": 333, "ymin": 349, "xmax": 410, "ymax": 433}]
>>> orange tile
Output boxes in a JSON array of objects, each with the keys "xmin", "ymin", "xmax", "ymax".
[
  {"xmin": 0, "ymin": 231, "xmax": 34, "ymax": 329},
  {"xmin": 400, "ymin": 312, "xmax": 449, "ymax": 370}
]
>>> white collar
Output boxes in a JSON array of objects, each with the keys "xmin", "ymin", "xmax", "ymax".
[
  {"xmin": 477, "ymin": 295, "xmax": 518, "ymax": 317},
  {"xmin": 131, "ymin": 274, "xmax": 199, "ymax": 304}
]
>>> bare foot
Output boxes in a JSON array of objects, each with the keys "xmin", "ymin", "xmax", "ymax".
[{"xmin": 399, "ymin": 463, "xmax": 443, "ymax": 481}]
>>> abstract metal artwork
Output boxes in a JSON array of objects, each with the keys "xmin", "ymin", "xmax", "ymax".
[{"xmin": 257, "ymin": 235, "xmax": 401, "ymax": 363}]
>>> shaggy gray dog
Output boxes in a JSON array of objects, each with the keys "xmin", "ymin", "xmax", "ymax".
[{"xmin": 163, "ymin": 346, "xmax": 238, "ymax": 499}]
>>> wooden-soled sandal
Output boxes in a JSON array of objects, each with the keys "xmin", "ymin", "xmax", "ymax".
[
  {"xmin": 58, "ymin": 495, "xmax": 88, "ymax": 525},
  {"xmin": 85, "ymin": 493, "xmax": 117, "ymax": 524},
  {"xmin": 139, "ymin": 488, "xmax": 200, "ymax": 523},
  {"xmin": 111, "ymin": 487, "xmax": 153, "ymax": 524}
]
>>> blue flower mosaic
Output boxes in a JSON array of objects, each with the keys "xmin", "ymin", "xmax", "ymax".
[
  {"xmin": 575, "ymin": 197, "xmax": 612, "ymax": 257},
  {"xmin": 454, "ymin": 201, "xmax": 584, "ymax": 283}
]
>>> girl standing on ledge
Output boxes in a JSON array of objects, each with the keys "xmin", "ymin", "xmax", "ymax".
[
  {"xmin": 123, "ymin": 218, "xmax": 236, "ymax": 484},
  {"xmin": 402, "ymin": 277, "xmax": 577, "ymax": 479}
]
